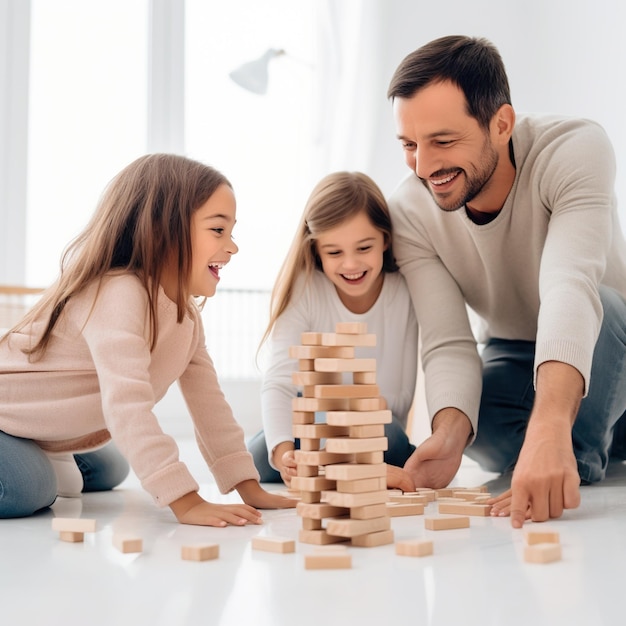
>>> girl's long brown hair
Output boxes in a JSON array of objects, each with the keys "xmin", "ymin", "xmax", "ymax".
[
  {"xmin": 259, "ymin": 171, "xmax": 398, "ymax": 348},
  {"xmin": 5, "ymin": 153, "xmax": 230, "ymax": 357}
]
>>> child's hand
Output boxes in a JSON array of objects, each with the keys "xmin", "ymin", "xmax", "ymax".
[
  {"xmin": 169, "ymin": 491, "xmax": 263, "ymax": 527},
  {"xmin": 278, "ymin": 449, "xmax": 297, "ymax": 486},
  {"xmin": 271, "ymin": 442, "xmax": 296, "ymax": 486},
  {"xmin": 236, "ymin": 479, "xmax": 298, "ymax": 509}
]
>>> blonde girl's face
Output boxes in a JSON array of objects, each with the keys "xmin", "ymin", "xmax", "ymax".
[
  {"xmin": 188, "ymin": 184, "xmax": 239, "ymax": 298},
  {"xmin": 314, "ymin": 211, "xmax": 387, "ymax": 314}
]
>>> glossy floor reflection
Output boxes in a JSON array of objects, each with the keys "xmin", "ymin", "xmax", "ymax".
[{"xmin": 2, "ymin": 441, "xmax": 625, "ymax": 626}]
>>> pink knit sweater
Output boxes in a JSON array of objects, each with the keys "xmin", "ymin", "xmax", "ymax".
[{"xmin": 0, "ymin": 273, "xmax": 259, "ymax": 506}]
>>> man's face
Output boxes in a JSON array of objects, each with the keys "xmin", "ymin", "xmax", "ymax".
[{"xmin": 393, "ymin": 80, "xmax": 499, "ymax": 212}]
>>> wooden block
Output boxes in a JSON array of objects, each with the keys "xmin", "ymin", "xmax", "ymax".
[
  {"xmin": 323, "ymin": 489, "xmax": 388, "ymax": 508},
  {"xmin": 525, "ymin": 530, "xmax": 560, "ymax": 545},
  {"xmin": 452, "ymin": 491, "xmax": 492, "ymax": 501},
  {"xmin": 424, "ymin": 516, "xmax": 470, "ymax": 530},
  {"xmin": 321, "ymin": 332, "xmax": 376, "ymax": 347},
  {"xmin": 295, "ymin": 450, "xmax": 352, "ymax": 466},
  {"xmin": 386, "ymin": 502, "xmax": 425, "ymax": 517},
  {"xmin": 335, "ymin": 322, "xmax": 367, "ymax": 334},
  {"xmin": 388, "ymin": 494, "xmax": 429, "ymax": 505},
  {"xmin": 326, "ymin": 515, "xmax": 390, "ymax": 538},
  {"xmin": 113, "ymin": 535, "xmax": 143, "ymax": 553},
  {"xmin": 301, "ymin": 518, "xmax": 323, "ymax": 530},
  {"xmin": 351, "ymin": 529, "xmax": 395, "ymax": 547},
  {"xmin": 434, "ymin": 488, "xmax": 456, "ymax": 498},
  {"xmin": 300, "ymin": 332, "xmax": 323, "ymax": 345},
  {"xmin": 292, "ymin": 397, "xmax": 350, "ymax": 412},
  {"xmin": 438, "ymin": 502, "xmax": 492, "ymax": 517},
  {"xmin": 327, "ymin": 409, "xmax": 392, "ymax": 426},
  {"xmin": 354, "ymin": 451, "xmax": 385, "ymax": 464},
  {"xmin": 300, "ymin": 491, "xmax": 321, "ymax": 503},
  {"xmin": 396, "ymin": 539, "xmax": 433, "ymax": 557},
  {"xmin": 298, "ymin": 359, "xmax": 314, "ymax": 371},
  {"xmin": 325, "ymin": 463, "xmax": 386, "ymax": 481},
  {"xmin": 297, "ymin": 464, "xmax": 319, "ymax": 477},
  {"xmin": 292, "ymin": 410, "xmax": 316, "ymax": 424},
  {"xmin": 289, "ymin": 345, "xmax": 355, "ymax": 359},
  {"xmin": 326, "ymin": 436, "xmax": 388, "ymax": 454},
  {"xmin": 349, "ymin": 398, "xmax": 387, "ymax": 411},
  {"xmin": 296, "ymin": 502, "xmax": 350, "ymax": 519},
  {"xmin": 293, "ymin": 423, "xmax": 350, "ymax": 439},
  {"xmin": 181, "ymin": 544, "xmax": 219, "ymax": 561},
  {"xmin": 349, "ymin": 424, "xmax": 385, "ymax": 438},
  {"xmin": 251, "ymin": 536, "xmax": 296, "ymax": 554},
  {"xmin": 304, "ymin": 552, "xmax": 352, "ymax": 569},
  {"xmin": 337, "ymin": 476, "xmax": 387, "ymax": 494},
  {"xmin": 291, "ymin": 476, "xmax": 336, "ymax": 492},
  {"xmin": 349, "ymin": 503, "xmax": 389, "ymax": 520},
  {"xmin": 299, "ymin": 438, "xmax": 321, "ymax": 451},
  {"xmin": 524, "ymin": 543, "xmax": 562, "ymax": 564},
  {"xmin": 59, "ymin": 531, "xmax": 84, "ymax": 543},
  {"xmin": 299, "ymin": 529, "xmax": 348, "ymax": 545},
  {"xmin": 314, "ymin": 358, "xmax": 376, "ymax": 373},
  {"xmin": 415, "ymin": 489, "xmax": 436, "ymax": 502},
  {"xmin": 353, "ymin": 372, "xmax": 377, "ymax": 384},
  {"xmin": 52, "ymin": 518, "xmax": 97, "ymax": 533},
  {"xmin": 314, "ymin": 384, "xmax": 380, "ymax": 399},
  {"xmin": 292, "ymin": 371, "xmax": 343, "ymax": 386}
]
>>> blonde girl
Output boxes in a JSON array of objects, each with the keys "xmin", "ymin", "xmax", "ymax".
[
  {"xmin": 249, "ymin": 171, "xmax": 419, "ymax": 490},
  {"xmin": 0, "ymin": 153, "xmax": 294, "ymax": 523}
]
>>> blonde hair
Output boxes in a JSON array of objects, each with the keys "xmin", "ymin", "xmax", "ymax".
[
  {"xmin": 6, "ymin": 153, "xmax": 230, "ymax": 357},
  {"xmin": 260, "ymin": 171, "xmax": 398, "ymax": 347}
]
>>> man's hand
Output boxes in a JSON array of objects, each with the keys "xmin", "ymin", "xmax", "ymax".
[
  {"xmin": 272, "ymin": 441, "xmax": 296, "ymax": 486},
  {"xmin": 508, "ymin": 361, "xmax": 583, "ymax": 528},
  {"xmin": 403, "ymin": 407, "xmax": 472, "ymax": 489}
]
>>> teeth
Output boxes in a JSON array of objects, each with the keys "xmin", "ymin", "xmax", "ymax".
[
  {"xmin": 343, "ymin": 272, "xmax": 364, "ymax": 280},
  {"xmin": 209, "ymin": 263, "xmax": 225, "ymax": 269},
  {"xmin": 431, "ymin": 172, "xmax": 457, "ymax": 186}
]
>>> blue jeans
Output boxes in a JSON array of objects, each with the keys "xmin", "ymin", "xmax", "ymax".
[
  {"xmin": 0, "ymin": 433, "xmax": 130, "ymax": 518},
  {"xmin": 466, "ymin": 286, "xmax": 626, "ymax": 483},
  {"xmin": 248, "ymin": 414, "xmax": 416, "ymax": 483}
]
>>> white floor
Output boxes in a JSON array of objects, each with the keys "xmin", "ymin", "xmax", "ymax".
[{"xmin": 2, "ymin": 440, "xmax": 625, "ymax": 626}]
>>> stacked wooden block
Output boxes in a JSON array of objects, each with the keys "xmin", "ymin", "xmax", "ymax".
[{"xmin": 290, "ymin": 322, "xmax": 393, "ymax": 548}]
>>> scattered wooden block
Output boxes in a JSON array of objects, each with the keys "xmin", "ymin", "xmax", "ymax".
[
  {"xmin": 437, "ymin": 502, "xmax": 492, "ymax": 517},
  {"xmin": 388, "ymin": 494, "xmax": 429, "ymax": 505},
  {"xmin": 304, "ymin": 552, "xmax": 352, "ymax": 569},
  {"xmin": 113, "ymin": 535, "xmax": 143, "ymax": 554},
  {"xmin": 52, "ymin": 517, "xmax": 97, "ymax": 533},
  {"xmin": 424, "ymin": 516, "xmax": 470, "ymax": 531},
  {"xmin": 59, "ymin": 531, "xmax": 84, "ymax": 543},
  {"xmin": 251, "ymin": 536, "xmax": 296, "ymax": 554},
  {"xmin": 351, "ymin": 529, "xmax": 395, "ymax": 547},
  {"xmin": 396, "ymin": 539, "xmax": 433, "ymax": 557},
  {"xmin": 524, "ymin": 543, "xmax": 562, "ymax": 564},
  {"xmin": 386, "ymin": 502, "xmax": 425, "ymax": 517},
  {"xmin": 181, "ymin": 544, "xmax": 219, "ymax": 561},
  {"xmin": 525, "ymin": 530, "xmax": 560, "ymax": 545}
]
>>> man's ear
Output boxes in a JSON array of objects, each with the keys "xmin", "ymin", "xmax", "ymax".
[{"xmin": 491, "ymin": 104, "xmax": 515, "ymax": 145}]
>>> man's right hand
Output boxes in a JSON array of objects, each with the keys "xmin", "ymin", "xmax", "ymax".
[{"xmin": 403, "ymin": 407, "xmax": 472, "ymax": 489}]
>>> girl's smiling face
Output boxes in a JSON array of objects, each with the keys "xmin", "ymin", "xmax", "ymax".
[
  {"xmin": 188, "ymin": 184, "xmax": 238, "ymax": 298},
  {"xmin": 315, "ymin": 211, "xmax": 387, "ymax": 314}
]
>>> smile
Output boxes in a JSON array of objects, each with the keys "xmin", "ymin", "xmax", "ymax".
[
  {"xmin": 430, "ymin": 171, "xmax": 460, "ymax": 186},
  {"xmin": 342, "ymin": 271, "xmax": 366, "ymax": 281}
]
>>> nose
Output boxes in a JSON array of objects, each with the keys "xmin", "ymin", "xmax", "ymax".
[{"xmin": 226, "ymin": 237, "xmax": 239, "ymax": 255}]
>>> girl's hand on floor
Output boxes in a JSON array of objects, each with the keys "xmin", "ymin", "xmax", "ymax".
[{"xmin": 170, "ymin": 491, "xmax": 263, "ymax": 527}]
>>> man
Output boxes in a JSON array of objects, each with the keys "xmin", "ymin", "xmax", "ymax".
[{"xmin": 387, "ymin": 35, "xmax": 626, "ymax": 528}]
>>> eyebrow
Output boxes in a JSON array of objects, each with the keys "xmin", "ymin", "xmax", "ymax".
[
  {"xmin": 199, "ymin": 213, "xmax": 234, "ymax": 222},
  {"xmin": 396, "ymin": 129, "xmax": 457, "ymax": 141},
  {"xmin": 318, "ymin": 236, "xmax": 377, "ymax": 249}
]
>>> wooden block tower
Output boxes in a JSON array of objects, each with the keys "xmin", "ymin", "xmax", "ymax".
[{"xmin": 290, "ymin": 322, "xmax": 394, "ymax": 547}]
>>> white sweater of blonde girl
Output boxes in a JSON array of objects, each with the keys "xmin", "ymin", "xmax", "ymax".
[{"xmin": 261, "ymin": 270, "xmax": 418, "ymax": 467}]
